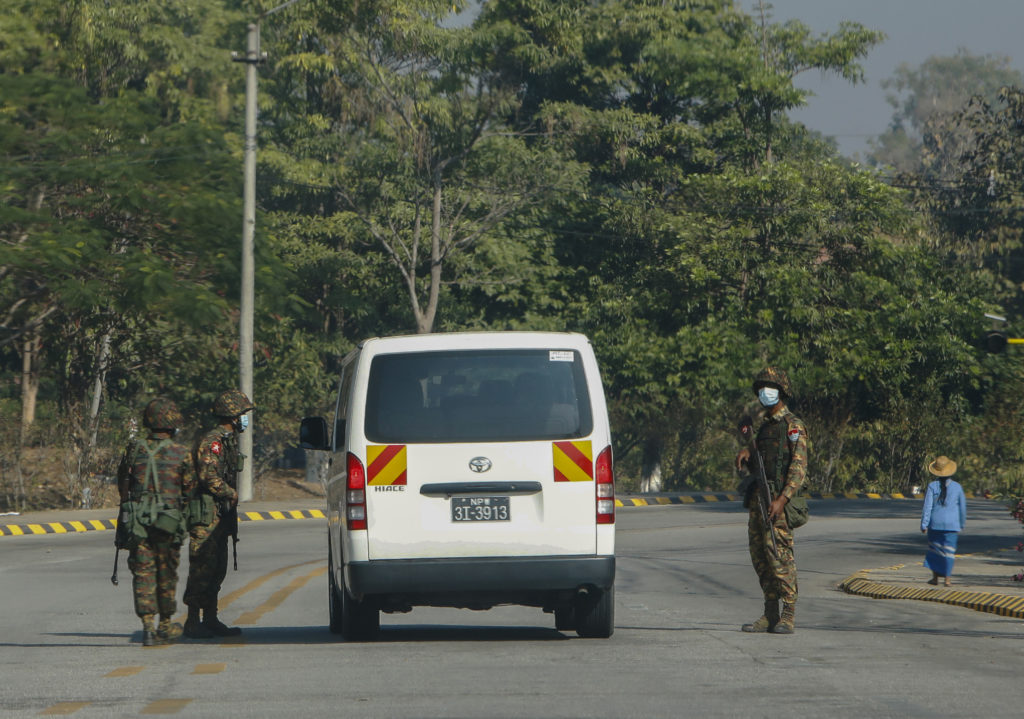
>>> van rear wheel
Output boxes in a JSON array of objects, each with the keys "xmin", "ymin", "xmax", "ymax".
[
  {"xmin": 554, "ymin": 607, "xmax": 575, "ymax": 632},
  {"xmin": 574, "ymin": 586, "xmax": 614, "ymax": 638},
  {"xmin": 328, "ymin": 543, "xmax": 343, "ymax": 634},
  {"xmin": 339, "ymin": 576, "xmax": 380, "ymax": 641}
]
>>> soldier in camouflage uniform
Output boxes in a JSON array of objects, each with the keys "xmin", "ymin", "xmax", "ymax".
[
  {"xmin": 183, "ymin": 389, "xmax": 253, "ymax": 639},
  {"xmin": 116, "ymin": 398, "xmax": 190, "ymax": 647},
  {"xmin": 735, "ymin": 367, "xmax": 809, "ymax": 634}
]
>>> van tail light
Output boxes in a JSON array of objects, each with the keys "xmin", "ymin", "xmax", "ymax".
[
  {"xmin": 346, "ymin": 452, "xmax": 367, "ymax": 531},
  {"xmin": 595, "ymin": 445, "xmax": 615, "ymax": 525}
]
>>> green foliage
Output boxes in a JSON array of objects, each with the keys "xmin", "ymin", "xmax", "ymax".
[
  {"xmin": 870, "ymin": 50, "xmax": 1024, "ymax": 172},
  {"xmin": 3, "ymin": 0, "xmax": 1023, "ymax": 507}
]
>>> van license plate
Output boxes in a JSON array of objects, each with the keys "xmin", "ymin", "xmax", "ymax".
[{"xmin": 451, "ymin": 496, "xmax": 510, "ymax": 522}]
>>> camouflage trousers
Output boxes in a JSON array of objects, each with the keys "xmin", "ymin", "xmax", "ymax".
[
  {"xmin": 183, "ymin": 516, "xmax": 229, "ymax": 609},
  {"xmin": 128, "ymin": 532, "xmax": 181, "ymax": 618},
  {"xmin": 748, "ymin": 505, "xmax": 798, "ymax": 604}
]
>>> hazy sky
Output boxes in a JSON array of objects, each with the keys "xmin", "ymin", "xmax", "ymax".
[{"xmin": 760, "ymin": 0, "xmax": 1024, "ymax": 158}]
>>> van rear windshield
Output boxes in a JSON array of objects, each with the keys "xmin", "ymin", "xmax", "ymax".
[{"xmin": 364, "ymin": 349, "xmax": 594, "ymax": 443}]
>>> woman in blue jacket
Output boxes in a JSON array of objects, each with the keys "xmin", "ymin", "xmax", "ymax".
[{"xmin": 920, "ymin": 455, "xmax": 967, "ymax": 587}]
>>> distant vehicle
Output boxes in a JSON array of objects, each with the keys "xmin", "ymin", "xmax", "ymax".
[{"xmin": 300, "ymin": 332, "xmax": 616, "ymax": 640}]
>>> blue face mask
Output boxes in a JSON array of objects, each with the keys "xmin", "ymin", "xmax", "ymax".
[
  {"xmin": 758, "ymin": 387, "xmax": 780, "ymax": 407},
  {"xmin": 239, "ymin": 414, "xmax": 250, "ymax": 432}
]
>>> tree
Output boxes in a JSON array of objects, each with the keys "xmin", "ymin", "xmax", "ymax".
[
  {"xmin": 869, "ymin": 49, "xmax": 1024, "ymax": 173},
  {"xmin": 483, "ymin": 0, "xmax": 890, "ymax": 490},
  {"xmin": 261, "ymin": 0, "xmax": 582, "ymax": 335}
]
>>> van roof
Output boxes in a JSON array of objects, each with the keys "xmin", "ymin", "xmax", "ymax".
[{"xmin": 357, "ymin": 331, "xmax": 592, "ymax": 353}]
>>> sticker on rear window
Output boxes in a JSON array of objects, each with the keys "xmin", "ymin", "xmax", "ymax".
[{"xmin": 549, "ymin": 351, "xmax": 574, "ymax": 362}]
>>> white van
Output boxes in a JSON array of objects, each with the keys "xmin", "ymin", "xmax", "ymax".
[{"xmin": 300, "ymin": 331, "xmax": 616, "ymax": 640}]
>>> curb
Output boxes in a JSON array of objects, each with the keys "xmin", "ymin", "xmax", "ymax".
[
  {"xmin": 0, "ymin": 509, "xmax": 326, "ymax": 538},
  {"xmin": 0, "ymin": 492, "xmax": 989, "ymax": 538},
  {"xmin": 838, "ymin": 567, "xmax": 1024, "ymax": 619},
  {"xmin": 615, "ymin": 490, "xmax": 969, "ymax": 507}
]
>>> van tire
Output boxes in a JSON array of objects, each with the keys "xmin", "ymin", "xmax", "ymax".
[
  {"xmin": 339, "ymin": 582, "xmax": 380, "ymax": 641},
  {"xmin": 328, "ymin": 539, "xmax": 380, "ymax": 640},
  {"xmin": 574, "ymin": 586, "xmax": 614, "ymax": 638},
  {"xmin": 328, "ymin": 543, "xmax": 343, "ymax": 634},
  {"xmin": 554, "ymin": 607, "xmax": 575, "ymax": 632}
]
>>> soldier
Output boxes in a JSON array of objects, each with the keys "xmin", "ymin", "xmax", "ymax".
[
  {"xmin": 183, "ymin": 389, "xmax": 253, "ymax": 639},
  {"xmin": 734, "ymin": 367, "xmax": 809, "ymax": 635},
  {"xmin": 116, "ymin": 398, "xmax": 190, "ymax": 647}
]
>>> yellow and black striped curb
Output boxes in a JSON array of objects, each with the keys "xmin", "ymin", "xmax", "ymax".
[
  {"xmin": 839, "ymin": 568, "xmax": 1024, "ymax": 619},
  {"xmin": 0, "ymin": 491, "xmax": 989, "ymax": 537},
  {"xmin": 613, "ymin": 491, "xmax": 975, "ymax": 507},
  {"xmin": 0, "ymin": 509, "xmax": 326, "ymax": 538}
]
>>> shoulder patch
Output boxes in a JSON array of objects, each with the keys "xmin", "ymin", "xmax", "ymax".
[
  {"xmin": 210, "ymin": 440, "xmax": 222, "ymax": 455},
  {"xmin": 787, "ymin": 427, "xmax": 801, "ymax": 443}
]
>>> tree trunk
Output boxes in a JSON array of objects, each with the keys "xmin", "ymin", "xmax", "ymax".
[
  {"xmin": 417, "ymin": 172, "xmax": 444, "ymax": 334},
  {"xmin": 640, "ymin": 439, "xmax": 664, "ymax": 494},
  {"xmin": 19, "ymin": 331, "xmax": 41, "ymax": 446},
  {"xmin": 87, "ymin": 328, "xmax": 113, "ymax": 454}
]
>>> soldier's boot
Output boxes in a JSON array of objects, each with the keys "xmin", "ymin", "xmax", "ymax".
[
  {"xmin": 156, "ymin": 616, "xmax": 183, "ymax": 645},
  {"xmin": 184, "ymin": 606, "xmax": 214, "ymax": 639},
  {"xmin": 141, "ymin": 614, "xmax": 157, "ymax": 647},
  {"xmin": 770, "ymin": 602, "xmax": 796, "ymax": 634},
  {"xmin": 202, "ymin": 606, "xmax": 242, "ymax": 637},
  {"xmin": 741, "ymin": 600, "xmax": 779, "ymax": 633}
]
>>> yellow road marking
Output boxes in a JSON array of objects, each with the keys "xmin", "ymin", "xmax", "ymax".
[
  {"xmin": 38, "ymin": 702, "xmax": 91, "ymax": 715},
  {"xmin": 28, "ymin": 524, "xmax": 46, "ymax": 534},
  {"xmin": 242, "ymin": 512, "xmax": 264, "ymax": 521},
  {"xmin": 48, "ymin": 523, "xmax": 67, "ymax": 534},
  {"xmin": 141, "ymin": 699, "xmax": 192, "ymax": 715},
  {"xmin": 173, "ymin": 558, "xmax": 323, "ymax": 624},
  {"xmin": 235, "ymin": 566, "xmax": 326, "ymax": 626},
  {"xmin": 105, "ymin": 666, "xmax": 145, "ymax": 677},
  {"xmin": 219, "ymin": 559, "xmax": 322, "ymax": 610},
  {"xmin": 192, "ymin": 663, "xmax": 226, "ymax": 675},
  {"xmin": 69, "ymin": 521, "xmax": 87, "ymax": 532},
  {"xmin": 89, "ymin": 520, "xmax": 107, "ymax": 530}
]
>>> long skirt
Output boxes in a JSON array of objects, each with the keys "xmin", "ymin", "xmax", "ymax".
[{"xmin": 924, "ymin": 529, "xmax": 959, "ymax": 577}]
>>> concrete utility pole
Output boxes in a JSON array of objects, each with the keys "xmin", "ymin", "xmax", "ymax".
[
  {"xmin": 234, "ymin": 23, "xmax": 261, "ymax": 502},
  {"xmin": 233, "ymin": 0, "xmax": 307, "ymax": 502}
]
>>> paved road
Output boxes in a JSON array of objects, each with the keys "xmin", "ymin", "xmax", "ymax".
[{"xmin": 2, "ymin": 499, "xmax": 1023, "ymax": 718}]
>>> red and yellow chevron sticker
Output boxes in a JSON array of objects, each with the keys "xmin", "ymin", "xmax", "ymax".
[
  {"xmin": 367, "ymin": 445, "xmax": 407, "ymax": 486},
  {"xmin": 553, "ymin": 440, "xmax": 593, "ymax": 482}
]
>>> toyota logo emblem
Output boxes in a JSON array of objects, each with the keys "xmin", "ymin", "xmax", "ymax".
[{"xmin": 469, "ymin": 457, "xmax": 492, "ymax": 473}]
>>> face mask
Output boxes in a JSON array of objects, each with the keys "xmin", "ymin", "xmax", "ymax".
[
  {"xmin": 758, "ymin": 387, "xmax": 780, "ymax": 407},
  {"xmin": 239, "ymin": 414, "xmax": 250, "ymax": 432}
]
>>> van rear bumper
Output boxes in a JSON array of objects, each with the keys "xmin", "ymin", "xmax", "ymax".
[{"xmin": 346, "ymin": 555, "xmax": 615, "ymax": 596}]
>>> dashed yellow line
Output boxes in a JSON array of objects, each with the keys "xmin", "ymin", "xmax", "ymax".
[
  {"xmin": 39, "ymin": 702, "xmax": 90, "ymax": 715},
  {"xmin": 105, "ymin": 666, "xmax": 145, "ymax": 677},
  {"xmin": 141, "ymin": 698, "xmax": 192, "ymax": 715},
  {"xmin": 192, "ymin": 663, "xmax": 226, "ymax": 675},
  {"xmin": 235, "ymin": 566, "xmax": 326, "ymax": 626}
]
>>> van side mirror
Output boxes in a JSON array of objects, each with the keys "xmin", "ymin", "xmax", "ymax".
[{"xmin": 300, "ymin": 416, "xmax": 330, "ymax": 450}]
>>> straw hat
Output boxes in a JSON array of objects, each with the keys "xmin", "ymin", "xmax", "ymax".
[{"xmin": 928, "ymin": 455, "xmax": 957, "ymax": 477}]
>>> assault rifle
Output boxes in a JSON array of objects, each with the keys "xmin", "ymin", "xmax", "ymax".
[
  {"xmin": 220, "ymin": 500, "xmax": 239, "ymax": 571},
  {"xmin": 738, "ymin": 415, "xmax": 778, "ymax": 557}
]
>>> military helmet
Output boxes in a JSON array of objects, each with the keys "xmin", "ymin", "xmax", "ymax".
[
  {"xmin": 752, "ymin": 366, "xmax": 793, "ymax": 398},
  {"xmin": 212, "ymin": 389, "xmax": 254, "ymax": 419},
  {"xmin": 142, "ymin": 398, "xmax": 183, "ymax": 431}
]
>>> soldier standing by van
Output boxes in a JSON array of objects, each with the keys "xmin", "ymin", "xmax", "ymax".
[
  {"xmin": 734, "ymin": 367, "xmax": 809, "ymax": 635},
  {"xmin": 183, "ymin": 389, "xmax": 253, "ymax": 639},
  {"xmin": 116, "ymin": 398, "xmax": 191, "ymax": 647}
]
